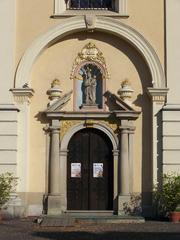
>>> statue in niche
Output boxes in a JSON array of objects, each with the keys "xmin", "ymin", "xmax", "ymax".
[{"xmin": 82, "ymin": 66, "xmax": 97, "ymax": 105}]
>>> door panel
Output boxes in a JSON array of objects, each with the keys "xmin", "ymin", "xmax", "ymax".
[
  {"xmin": 89, "ymin": 130, "xmax": 113, "ymax": 210},
  {"xmin": 67, "ymin": 130, "xmax": 89, "ymax": 210},
  {"xmin": 67, "ymin": 128, "xmax": 113, "ymax": 210}
]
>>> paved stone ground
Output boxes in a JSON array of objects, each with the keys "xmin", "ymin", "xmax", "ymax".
[{"xmin": 0, "ymin": 218, "xmax": 179, "ymax": 240}]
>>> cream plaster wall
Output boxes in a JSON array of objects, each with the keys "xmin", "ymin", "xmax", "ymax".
[
  {"xmin": 15, "ymin": 0, "xmax": 164, "ymax": 70},
  {"xmin": 0, "ymin": 0, "xmax": 16, "ymax": 103},
  {"xmin": 16, "ymin": 0, "xmax": 56, "ymax": 64},
  {"xmin": 30, "ymin": 32, "xmax": 152, "ymax": 194},
  {"xmin": 125, "ymin": 0, "xmax": 164, "ymax": 68},
  {"xmin": 166, "ymin": 0, "xmax": 180, "ymax": 103}
]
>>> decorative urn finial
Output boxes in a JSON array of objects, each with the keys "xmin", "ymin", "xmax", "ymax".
[
  {"xmin": 117, "ymin": 79, "xmax": 134, "ymax": 104},
  {"xmin": 47, "ymin": 79, "xmax": 63, "ymax": 102}
]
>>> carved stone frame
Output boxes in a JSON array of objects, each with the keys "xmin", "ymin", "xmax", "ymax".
[
  {"xmin": 44, "ymin": 107, "xmax": 140, "ymax": 215},
  {"xmin": 70, "ymin": 42, "xmax": 109, "ymax": 111}
]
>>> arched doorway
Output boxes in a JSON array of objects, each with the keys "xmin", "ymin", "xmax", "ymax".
[{"xmin": 67, "ymin": 128, "xmax": 113, "ymax": 210}]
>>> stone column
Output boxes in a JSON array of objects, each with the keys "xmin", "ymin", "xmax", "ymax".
[
  {"xmin": 117, "ymin": 126, "xmax": 131, "ymax": 215},
  {"xmin": 49, "ymin": 126, "xmax": 60, "ymax": 194},
  {"xmin": 48, "ymin": 120, "xmax": 61, "ymax": 215},
  {"xmin": 120, "ymin": 128, "xmax": 130, "ymax": 195},
  {"xmin": 129, "ymin": 128, "xmax": 135, "ymax": 193}
]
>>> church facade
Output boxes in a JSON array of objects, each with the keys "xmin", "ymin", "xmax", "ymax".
[{"xmin": 0, "ymin": 0, "xmax": 180, "ymax": 217}]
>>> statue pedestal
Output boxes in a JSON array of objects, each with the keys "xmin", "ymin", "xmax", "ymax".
[{"xmin": 80, "ymin": 104, "xmax": 99, "ymax": 111}]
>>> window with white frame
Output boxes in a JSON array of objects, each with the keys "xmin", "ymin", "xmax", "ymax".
[{"xmin": 54, "ymin": 0, "xmax": 128, "ymax": 16}]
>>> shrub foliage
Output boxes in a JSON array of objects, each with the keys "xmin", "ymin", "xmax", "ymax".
[
  {"xmin": 153, "ymin": 174, "xmax": 180, "ymax": 217},
  {"xmin": 0, "ymin": 172, "xmax": 17, "ymax": 208}
]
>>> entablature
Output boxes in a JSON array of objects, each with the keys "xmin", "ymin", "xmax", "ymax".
[{"xmin": 44, "ymin": 110, "xmax": 140, "ymax": 121}]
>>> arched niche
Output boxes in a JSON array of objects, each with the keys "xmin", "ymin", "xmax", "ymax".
[
  {"xmin": 70, "ymin": 42, "xmax": 109, "ymax": 110},
  {"xmin": 75, "ymin": 63, "xmax": 103, "ymax": 109}
]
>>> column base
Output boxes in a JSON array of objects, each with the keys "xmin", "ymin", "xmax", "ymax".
[
  {"xmin": 117, "ymin": 195, "xmax": 131, "ymax": 215},
  {"xmin": 47, "ymin": 195, "xmax": 66, "ymax": 215}
]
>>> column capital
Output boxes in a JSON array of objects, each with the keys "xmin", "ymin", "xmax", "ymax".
[
  {"xmin": 119, "ymin": 125, "xmax": 135, "ymax": 134},
  {"xmin": 128, "ymin": 126, "xmax": 136, "ymax": 134},
  {"xmin": 112, "ymin": 149, "xmax": 119, "ymax": 156},
  {"xmin": 10, "ymin": 88, "xmax": 34, "ymax": 105},
  {"xmin": 147, "ymin": 87, "xmax": 169, "ymax": 104},
  {"xmin": 119, "ymin": 128, "xmax": 129, "ymax": 134},
  {"xmin": 43, "ymin": 125, "xmax": 60, "ymax": 134},
  {"xmin": 60, "ymin": 149, "xmax": 69, "ymax": 157},
  {"xmin": 49, "ymin": 126, "xmax": 60, "ymax": 132}
]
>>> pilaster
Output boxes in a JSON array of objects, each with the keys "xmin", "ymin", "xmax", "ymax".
[
  {"xmin": 147, "ymin": 88, "xmax": 168, "ymax": 185},
  {"xmin": 10, "ymin": 88, "xmax": 34, "ymax": 193},
  {"xmin": 59, "ymin": 149, "xmax": 68, "ymax": 212}
]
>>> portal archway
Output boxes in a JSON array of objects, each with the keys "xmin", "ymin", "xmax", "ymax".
[
  {"xmin": 59, "ymin": 122, "xmax": 119, "ymax": 212},
  {"xmin": 67, "ymin": 128, "xmax": 113, "ymax": 210},
  {"xmin": 15, "ymin": 16, "xmax": 165, "ymax": 89}
]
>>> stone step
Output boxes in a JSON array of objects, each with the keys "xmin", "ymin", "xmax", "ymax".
[
  {"xmin": 74, "ymin": 215, "xmax": 145, "ymax": 224},
  {"xmin": 38, "ymin": 215, "xmax": 75, "ymax": 227},
  {"xmin": 37, "ymin": 214, "xmax": 145, "ymax": 227},
  {"xmin": 64, "ymin": 210, "xmax": 114, "ymax": 216}
]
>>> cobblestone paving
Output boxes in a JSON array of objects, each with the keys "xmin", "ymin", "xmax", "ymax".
[{"xmin": 0, "ymin": 218, "xmax": 179, "ymax": 240}]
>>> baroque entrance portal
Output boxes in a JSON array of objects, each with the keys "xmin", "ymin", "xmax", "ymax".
[{"xmin": 67, "ymin": 128, "xmax": 113, "ymax": 210}]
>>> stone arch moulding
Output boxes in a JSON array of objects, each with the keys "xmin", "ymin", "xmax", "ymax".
[
  {"xmin": 60, "ymin": 122, "xmax": 118, "ymax": 152},
  {"xmin": 15, "ymin": 16, "xmax": 165, "ymax": 88}
]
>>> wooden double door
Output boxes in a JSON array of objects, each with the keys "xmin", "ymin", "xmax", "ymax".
[{"xmin": 67, "ymin": 128, "xmax": 113, "ymax": 210}]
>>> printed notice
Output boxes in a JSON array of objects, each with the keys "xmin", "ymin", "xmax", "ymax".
[
  {"xmin": 71, "ymin": 163, "xmax": 81, "ymax": 178},
  {"xmin": 93, "ymin": 163, "xmax": 103, "ymax": 178}
]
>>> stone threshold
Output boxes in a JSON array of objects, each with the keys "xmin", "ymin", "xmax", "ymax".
[
  {"xmin": 64, "ymin": 210, "xmax": 114, "ymax": 216},
  {"xmin": 37, "ymin": 214, "xmax": 145, "ymax": 226}
]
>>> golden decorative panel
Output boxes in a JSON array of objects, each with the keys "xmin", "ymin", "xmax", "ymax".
[
  {"xmin": 70, "ymin": 42, "xmax": 110, "ymax": 81},
  {"xmin": 60, "ymin": 120, "xmax": 82, "ymax": 140},
  {"xmin": 60, "ymin": 120, "xmax": 117, "ymax": 140}
]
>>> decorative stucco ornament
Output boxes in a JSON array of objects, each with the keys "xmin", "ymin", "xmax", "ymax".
[
  {"xmin": 70, "ymin": 42, "xmax": 109, "ymax": 81},
  {"xmin": 117, "ymin": 79, "xmax": 134, "ymax": 105},
  {"xmin": 47, "ymin": 79, "xmax": 63, "ymax": 103},
  {"xmin": 84, "ymin": 14, "xmax": 96, "ymax": 30}
]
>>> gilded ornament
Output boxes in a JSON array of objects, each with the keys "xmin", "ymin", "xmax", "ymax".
[
  {"xmin": 101, "ymin": 120, "xmax": 117, "ymax": 132},
  {"xmin": 70, "ymin": 42, "xmax": 109, "ymax": 82},
  {"xmin": 60, "ymin": 120, "xmax": 117, "ymax": 140},
  {"xmin": 51, "ymin": 79, "xmax": 60, "ymax": 87},
  {"xmin": 60, "ymin": 120, "xmax": 82, "ymax": 140}
]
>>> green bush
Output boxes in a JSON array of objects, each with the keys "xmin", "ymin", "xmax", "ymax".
[
  {"xmin": 0, "ymin": 172, "xmax": 18, "ymax": 209},
  {"xmin": 153, "ymin": 173, "xmax": 180, "ymax": 218}
]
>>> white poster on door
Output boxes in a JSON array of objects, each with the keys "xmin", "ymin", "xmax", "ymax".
[
  {"xmin": 71, "ymin": 163, "xmax": 81, "ymax": 178},
  {"xmin": 93, "ymin": 163, "xmax": 103, "ymax": 178}
]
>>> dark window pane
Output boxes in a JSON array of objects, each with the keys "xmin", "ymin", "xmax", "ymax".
[
  {"xmin": 80, "ymin": 0, "xmax": 89, "ymax": 8},
  {"xmin": 70, "ymin": 0, "xmax": 80, "ymax": 8},
  {"xmin": 70, "ymin": 0, "xmax": 112, "ymax": 9}
]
